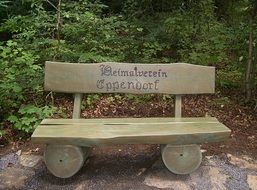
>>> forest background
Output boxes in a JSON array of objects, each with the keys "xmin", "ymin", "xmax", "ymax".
[{"xmin": 0, "ymin": 0, "xmax": 257, "ymax": 143}]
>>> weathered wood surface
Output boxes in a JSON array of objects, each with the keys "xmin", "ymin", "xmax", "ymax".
[
  {"xmin": 32, "ymin": 117, "xmax": 231, "ymax": 146},
  {"xmin": 44, "ymin": 145, "xmax": 87, "ymax": 178},
  {"xmin": 44, "ymin": 62, "xmax": 215, "ymax": 94},
  {"xmin": 72, "ymin": 93, "xmax": 82, "ymax": 119},
  {"xmin": 40, "ymin": 117, "xmax": 220, "ymax": 125},
  {"xmin": 161, "ymin": 144, "xmax": 202, "ymax": 174},
  {"xmin": 175, "ymin": 95, "xmax": 182, "ymax": 118}
]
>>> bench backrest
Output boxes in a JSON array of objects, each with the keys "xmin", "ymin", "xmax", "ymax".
[
  {"xmin": 45, "ymin": 62, "xmax": 215, "ymax": 95},
  {"xmin": 44, "ymin": 61, "xmax": 215, "ymax": 118}
]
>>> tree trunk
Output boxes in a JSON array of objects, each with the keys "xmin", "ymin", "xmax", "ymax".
[
  {"xmin": 245, "ymin": 3, "xmax": 257, "ymax": 101},
  {"xmin": 55, "ymin": 0, "xmax": 61, "ymax": 59},
  {"xmin": 246, "ymin": 14, "xmax": 253, "ymax": 101}
]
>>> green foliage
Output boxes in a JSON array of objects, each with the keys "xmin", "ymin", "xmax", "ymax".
[
  {"xmin": 0, "ymin": 0, "xmax": 9, "ymax": 8},
  {"xmin": 217, "ymin": 68, "xmax": 243, "ymax": 88},
  {"xmin": 84, "ymin": 94, "xmax": 100, "ymax": 109},
  {"xmin": 0, "ymin": 125, "xmax": 5, "ymax": 138},
  {"xmin": 162, "ymin": 95, "xmax": 172, "ymax": 101},
  {"xmin": 211, "ymin": 97, "xmax": 231, "ymax": 108},
  {"xmin": 0, "ymin": 40, "xmax": 53, "ymax": 134},
  {"xmin": 0, "ymin": 2, "xmax": 57, "ymax": 60},
  {"xmin": 8, "ymin": 105, "xmax": 55, "ymax": 133},
  {"xmin": 1, "ymin": 0, "xmax": 238, "ymax": 65},
  {"xmin": 0, "ymin": 40, "xmax": 42, "ymax": 113},
  {"xmin": 126, "ymin": 94, "xmax": 154, "ymax": 104},
  {"xmin": 161, "ymin": 5, "xmax": 229, "ymax": 65}
]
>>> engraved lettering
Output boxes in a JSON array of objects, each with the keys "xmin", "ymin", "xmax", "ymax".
[
  {"xmin": 134, "ymin": 67, "xmax": 138, "ymax": 76},
  {"xmin": 143, "ymin": 83, "xmax": 149, "ymax": 90},
  {"xmin": 97, "ymin": 65, "xmax": 167, "ymax": 92},
  {"xmin": 154, "ymin": 80, "xmax": 159, "ymax": 90},
  {"xmin": 106, "ymin": 82, "xmax": 112, "ymax": 91},
  {"xmin": 162, "ymin": 72, "xmax": 167, "ymax": 77},
  {"xmin": 99, "ymin": 65, "xmax": 167, "ymax": 78},
  {"xmin": 149, "ymin": 83, "xmax": 153, "ymax": 89},
  {"xmin": 100, "ymin": 65, "xmax": 112, "ymax": 76},
  {"xmin": 136, "ymin": 81, "xmax": 142, "ymax": 90},
  {"xmin": 138, "ymin": 71, "xmax": 144, "ymax": 76},
  {"xmin": 121, "ymin": 70, "xmax": 129, "ymax": 76},
  {"xmin": 129, "ymin": 71, "xmax": 134, "ymax": 76},
  {"xmin": 120, "ymin": 82, "xmax": 126, "ymax": 89},
  {"xmin": 113, "ymin": 81, "xmax": 119, "ymax": 91},
  {"xmin": 96, "ymin": 79, "xmax": 104, "ymax": 89},
  {"xmin": 128, "ymin": 82, "xmax": 135, "ymax": 89}
]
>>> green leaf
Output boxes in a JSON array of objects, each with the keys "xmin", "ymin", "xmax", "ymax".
[
  {"xmin": 136, "ymin": 28, "xmax": 143, "ymax": 32},
  {"xmin": 7, "ymin": 115, "xmax": 18, "ymax": 123},
  {"xmin": 18, "ymin": 105, "xmax": 40, "ymax": 114}
]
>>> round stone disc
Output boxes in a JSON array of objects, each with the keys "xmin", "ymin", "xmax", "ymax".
[
  {"xmin": 161, "ymin": 144, "xmax": 202, "ymax": 175},
  {"xmin": 44, "ymin": 145, "xmax": 87, "ymax": 178}
]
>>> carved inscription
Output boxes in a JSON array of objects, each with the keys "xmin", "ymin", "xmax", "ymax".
[{"xmin": 96, "ymin": 64, "xmax": 168, "ymax": 92}]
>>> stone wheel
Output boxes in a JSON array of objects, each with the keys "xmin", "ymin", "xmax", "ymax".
[
  {"xmin": 44, "ymin": 145, "xmax": 91, "ymax": 178},
  {"xmin": 161, "ymin": 144, "xmax": 202, "ymax": 175}
]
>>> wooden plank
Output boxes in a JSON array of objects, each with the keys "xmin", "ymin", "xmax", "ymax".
[
  {"xmin": 40, "ymin": 117, "xmax": 220, "ymax": 125},
  {"xmin": 175, "ymin": 95, "xmax": 182, "ymax": 117},
  {"xmin": 72, "ymin": 93, "xmax": 82, "ymax": 119},
  {"xmin": 31, "ymin": 121, "xmax": 231, "ymax": 146},
  {"xmin": 44, "ymin": 62, "xmax": 215, "ymax": 94}
]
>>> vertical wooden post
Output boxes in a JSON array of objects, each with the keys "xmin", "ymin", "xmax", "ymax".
[
  {"xmin": 175, "ymin": 95, "xmax": 182, "ymax": 118},
  {"xmin": 72, "ymin": 93, "xmax": 82, "ymax": 119},
  {"xmin": 72, "ymin": 93, "xmax": 91, "ymax": 169}
]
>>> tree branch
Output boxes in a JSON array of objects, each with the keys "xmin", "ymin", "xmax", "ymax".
[{"xmin": 44, "ymin": 0, "xmax": 58, "ymax": 11}]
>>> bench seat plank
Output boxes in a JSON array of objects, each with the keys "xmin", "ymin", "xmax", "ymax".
[
  {"xmin": 41, "ymin": 117, "xmax": 219, "ymax": 125},
  {"xmin": 32, "ymin": 117, "xmax": 231, "ymax": 146}
]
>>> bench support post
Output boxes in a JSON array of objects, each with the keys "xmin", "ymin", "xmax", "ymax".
[
  {"xmin": 175, "ymin": 95, "xmax": 182, "ymax": 118},
  {"xmin": 72, "ymin": 93, "xmax": 83, "ymax": 119}
]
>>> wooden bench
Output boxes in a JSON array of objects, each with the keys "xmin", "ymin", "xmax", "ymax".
[{"xmin": 31, "ymin": 61, "xmax": 231, "ymax": 178}]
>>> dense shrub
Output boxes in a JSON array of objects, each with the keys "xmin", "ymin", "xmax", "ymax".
[{"xmin": 0, "ymin": 40, "xmax": 54, "ymax": 134}]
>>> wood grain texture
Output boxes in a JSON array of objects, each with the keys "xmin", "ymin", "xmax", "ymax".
[
  {"xmin": 72, "ymin": 93, "xmax": 82, "ymax": 119},
  {"xmin": 161, "ymin": 144, "xmax": 202, "ymax": 174},
  {"xmin": 44, "ymin": 62, "xmax": 215, "ymax": 94},
  {"xmin": 44, "ymin": 145, "xmax": 85, "ymax": 178},
  {"xmin": 175, "ymin": 95, "xmax": 182, "ymax": 118},
  {"xmin": 40, "ymin": 117, "xmax": 221, "ymax": 125},
  {"xmin": 32, "ymin": 117, "xmax": 231, "ymax": 146}
]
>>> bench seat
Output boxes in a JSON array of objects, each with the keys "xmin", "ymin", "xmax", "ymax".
[{"xmin": 31, "ymin": 117, "xmax": 231, "ymax": 146}]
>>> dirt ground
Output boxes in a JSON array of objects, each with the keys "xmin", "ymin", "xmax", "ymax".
[{"xmin": 1, "ymin": 144, "xmax": 257, "ymax": 190}]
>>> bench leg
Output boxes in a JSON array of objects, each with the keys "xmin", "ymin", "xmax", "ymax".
[
  {"xmin": 44, "ymin": 144, "xmax": 91, "ymax": 178},
  {"xmin": 161, "ymin": 144, "xmax": 202, "ymax": 175}
]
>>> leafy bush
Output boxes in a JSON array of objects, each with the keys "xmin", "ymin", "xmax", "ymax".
[
  {"xmin": 8, "ymin": 105, "xmax": 55, "ymax": 133},
  {"xmin": 0, "ymin": 40, "xmax": 54, "ymax": 133},
  {"xmin": 0, "ymin": 41, "xmax": 42, "ymax": 112},
  {"xmin": 217, "ymin": 68, "xmax": 243, "ymax": 88}
]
